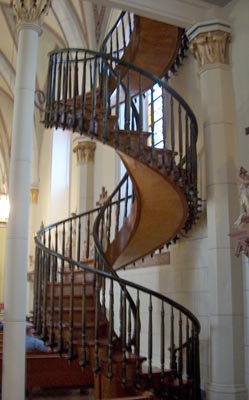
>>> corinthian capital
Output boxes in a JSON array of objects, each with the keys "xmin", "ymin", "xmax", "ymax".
[
  {"xmin": 73, "ymin": 140, "xmax": 96, "ymax": 164},
  {"xmin": 187, "ymin": 20, "xmax": 231, "ymax": 67},
  {"xmin": 11, "ymin": 0, "xmax": 52, "ymax": 26}
]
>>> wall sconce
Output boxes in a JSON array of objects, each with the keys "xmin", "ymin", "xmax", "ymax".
[{"xmin": 0, "ymin": 193, "xmax": 10, "ymax": 223}]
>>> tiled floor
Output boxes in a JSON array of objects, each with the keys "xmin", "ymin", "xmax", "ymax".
[{"xmin": 28, "ymin": 387, "xmax": 94, "ymax": 400}]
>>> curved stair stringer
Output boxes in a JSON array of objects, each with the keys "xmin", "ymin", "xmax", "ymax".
[{"xmin": 105, "ymin": 151, "xmax": 188, "ymax": 270}]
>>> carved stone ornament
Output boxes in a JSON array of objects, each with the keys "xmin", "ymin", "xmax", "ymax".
[
  {"xmin": 30, "ymin": 187, "xmax": 39, "ymax": 204},
  {"xmin": 10, "ymin": 0, "xmax": 52, "ymax": 25},
  {"xmin": 73, "ymin": 141, "xmax": 96, "ymax": 164},
  {"xmin": 189, "ymin": 30, "xmax": 231, "ymax": 67}
]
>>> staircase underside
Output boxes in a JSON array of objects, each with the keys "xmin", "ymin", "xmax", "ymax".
[{"xmin": 106, "ymin": 152, "xmax": 188, "ymax": 270}]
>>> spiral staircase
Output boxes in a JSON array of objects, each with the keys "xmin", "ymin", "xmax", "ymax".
[{"xmin": 33, "ymin": 12, "xmax": 201, "ymax": 400}]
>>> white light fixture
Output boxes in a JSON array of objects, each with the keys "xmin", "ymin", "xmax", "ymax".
[
  {"xmin": 0, "ymin": 179, "xmax": 9, "ymax": 223},
  {"xmin": 0, "ymin": 193, "xmax": 9, "ymax": 222}
]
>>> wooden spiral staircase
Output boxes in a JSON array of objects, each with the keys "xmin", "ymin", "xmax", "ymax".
[{"xmin": 33, "ymin": 12, "xmax": 201, "ymax": 400}]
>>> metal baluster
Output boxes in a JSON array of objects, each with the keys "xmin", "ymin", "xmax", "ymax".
[
  {"xmin": 116, "ymin": 28, "xmax": 120, "ymax": 59},
  {"xmin": 139, "ymin": 74, "xmax": 144, "ymax": 160},
  {"xmin": 86, "ymin": 214, "xmax": 90, "ymax": 260},
  {"xmin": 114, "ymin": 69, "xmax": 121, "ymax": 148},
  {"xmin": 50, "ymin": 54, "xmax": 57, "ymax": 124},
  {"xmin": 72, "ymin": 51, "xmax": 79, "ymax": 131},
  {"xmin": 77, "ymin": 216, "xmax": 81, "ymax": 263},
  {"xmin": 55, "ymin": 226, "xmax": 58, "ymax": 279},
  {"xmin": 162, "ymin": 88, "xmax": 167, "ymax": 169},
  {"xmin": 128, "ymin": 12, "xmax": 132, "ymax": 36},
  {"xmin": 150, "ymin": 87, "xmax": 155, "ymax": 166},
  {"xmin": 62, "ymin": 51, "xmax": 69, "ymax": 128},
  {"xmin": 115, "ymin": 188, "xmax": 121, "ymax": 235},
  {"xmin": 41, "ymin": 253, "xmax": 49, "ymax": 340},
  {"xmin": 36, "ymin": 249, "xmax": 43, "ymax": 334},
  {"xmin": 90, "ymin": 56, "xmax": 98, "ymax": 136},
  {"xmin": 185, "ymin": 114, "xmax": 191, "ymax": 188},
  {"xmin": 68, "ymin": 261, "xmax": 74, "ymax": 360},
  {"xmin": 178, "ymin": 104, "xmax": 183, "ymax": 179},
  {"xmin": 107, "ymin": 279, "xmax": 114, "ymax": 379},
  {"xmin": 170, "ymin": 307, "xmax": 176, "ymax": 370},
  {"xmin": 44, "ymin": 56, "xmax": 53, "ymax": 127},
  {"xmin": 102, "ymin": 65, "xmax": 109, "ymax": 143},
  {"xmin": 160, "ymin": 301, "xmax": 165, "ymax": 388},
  {"xmin": 49, "ymin": 255, "xmax": 55, "ymax": 347},
  {"xmin": 192, "ymin": 325, "xmax": 201, "ymax": 400},
  {"xmin": 80, "ymin": 269, "xmax": 87, "ymax": 367},
  {"xmin": 68, "ymin": 62, "xmax": 72, "ymax": 107},
  {"xmin": 33, "ymin": 247, "xmax": 40, "ymax": 328},
  {"xmin": 148, "ymin": 295, "xmax": 153, "ymax": 389},
  {"xmin": 121, "ymin": 17, "xmax": 126, "ymax": 50},
  {"xmin": 124, "ymin": 177, "xmax": 129, "ymax": 218},
  {"xmin": 58, "ymin": 222, "xmax": 65, "ymax": 353},
  {"xmin": 178, "ymin": 312, "xmax": 183, "ymax": 392},
  {"xmin": 102, "ymin": 273, "xmax": 106, "ymax": 316},
  {"xmin": 127, "ymin": 305, "xmax": 132, "ymax": 352},
  {"xmin": 135, "ymin": 290, "xmax": 141, "ymax": 388},
  {"xmin": 55, "ymin": 53, "xmax": 62, "ymax": 127},
  {"xmin": 121, "ymin": 288, "xmax": 127, "ymax": 385},
  {"xmin": 125, "ymin": 70, "xmax": 131, "ymax": 153},
  {"xmin": 107, "ymin": 203, "xmax": 112, "ymax": 245},
  {"xmin": 170, "ymin": 96, "xmax": 176, "ymax": 174},
  {"xmin": 80, "ymin": 51, "xmax": 87, "ymax": 134},
  {"xmin": 94, "ymin": 273, "xmax": 100, "ymax": 372}
]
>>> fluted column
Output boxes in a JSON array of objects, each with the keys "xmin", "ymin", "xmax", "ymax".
[
  {"xmin": 188, "ymin": 21, "xmax": 247, "ymax": 400},
  {"xmin": 2, "ymin": 2, "xmax": 51, "ymax": 400}
]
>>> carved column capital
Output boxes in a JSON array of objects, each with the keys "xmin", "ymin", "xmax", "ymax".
[
  {"xmin": 73, "ymin": 140, "xmax": 96, "ymax": 165},
  {"xmin": 11, "ymin": 0, "xmax": 52, "ymax": 30},
  {"xmin": 30, "ymin": 187, "xmax": 39, "ymax": 204},
  {"xmin": 187, "ymin": 20, "xmax": 231, "ymax": 67}
]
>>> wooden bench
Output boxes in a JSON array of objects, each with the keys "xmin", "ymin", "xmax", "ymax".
[{"xmin": 0, "ymin": 352, "xmax": 94, "ymax": 400}]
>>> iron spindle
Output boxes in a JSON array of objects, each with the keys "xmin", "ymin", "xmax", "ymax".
[
  {"xmin": 58, "ymin": 222, "xmax": 65, "ymax": 353},
  {"xmin": 121, "ymin": 288, "xmax": 127, "ymax": 385},
  {"xmin": 72, "ymin": 51, "xmax": 79, "ymax": 131},
  {"xmin": 170, "ymin": 96, "xmax": 176, "ymax": 173},
  {"xmin": 94, "ymin": 273, "xmax": 100, "ymax": 372},
  {"xmin": 148, "ymin": 295, "xmax": 153, "ymax": 388},
  {"xmin": 116, "ymin": 28, "xmax": 120, "ymax": 59},
  {"xmin": 162, "ymin": 88, "xmax": 167, "ymax": 169},
  {"xmin": 86, "ymin": 214, "xmax": 90, "ymax": 260},
  {"xmin": 125, "ymin": 70, "xmax": 131, "ymax": 153},
  {"xmin": 44, "ymin": 56, "xmax": 53, "ymax": 127},
  {"xmin": 114, "ymin": 69, "xmax": 121, "ymax": 148},
  {"xmin": 178, "ymin": 312, "xmax": 183, "ymax": 387},
  {"xmin": 77, "ymin": 216, "xmax": 81, "ymax": 263},
  {"xmin": 139, "ymin": 74, "xmax": 144, "ymax": 159},
  {"xmin": 135, "ymin": 290, "xmax": 141, "ymax": 388},
  {"xmin": 121, "ymin": 17, "xmax": 126, "ymax": 49},
  {"xmin": 80, "ymin": 270, "xmax": 87, "ymax": 367},
  {"xmin": 107, "ymin": 279, "xmax": 114, "ymax": 379},
  {"xmin": 68, "ymin": 262, "xmax": 75, "ymax": 360},
  {"xmin": 115, "ymin": 188, "xmax": 121, "ymax": 235},
  {"xmin": 178, "ymin": 104, "xmax": 183, "ymax": 177},
  {"xmin": 170, "ymin": 306, "xmax": 176, "ymax": 370},
  {"xmin": 55, "ymin": 53, "xmax": 62, "ymax": 127},
  {"xmin": 160, "ymin": 301, "xmax": 165, "ymax": 387},
  {"xmin": 79, "ymin": 51, "xmax": 87, "ymax": 134},
  {"xmin": 48, "ymin": 256, "xmax": 56, "ymax": 347},
  {"xmin": 150, "ymin": 87, "xmax": 155, "ymax": 166}
]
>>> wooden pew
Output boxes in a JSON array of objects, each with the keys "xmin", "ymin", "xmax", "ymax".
[{"xmin": 0, "ymin": 352, "xmax": 93, "ymax": 400}]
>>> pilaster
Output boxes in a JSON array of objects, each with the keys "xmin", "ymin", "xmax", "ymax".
[{"xmin": 188, "ymin": 20, "xmax": 247, "ymax": 400}]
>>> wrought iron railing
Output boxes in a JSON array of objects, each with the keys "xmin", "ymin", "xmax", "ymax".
[
  {"xmin": 44, "ymin": 48, "xmax": 198, "ymax": 231},
  {"xmin": 34, "ymin": 204, "xmax": 201, "ymax": 397}
]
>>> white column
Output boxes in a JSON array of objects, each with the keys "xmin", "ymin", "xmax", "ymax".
[
  {"xmin": 2, "ymin": 3, "xmax": 51, "ymax": 400},
  {"xmin": 73, "ymin": 138, "xmax": 96, "ymax": 213},
  {"xmin": 188, "ymin": 21, "xmax": 247, "ymax": 400},
  {"xmin": 73, "ymin": 138, "xmax": 96, "ymax": 260}
]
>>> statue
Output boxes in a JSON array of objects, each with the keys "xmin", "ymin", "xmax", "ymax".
[{"xmin": 234, "ymin": 166, "xmax": 249, "ymax": 228}]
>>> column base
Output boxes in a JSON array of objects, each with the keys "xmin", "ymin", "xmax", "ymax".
[{"xmin": 207, "ymin": 383, "xmax": 247, "ymax": 400}]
